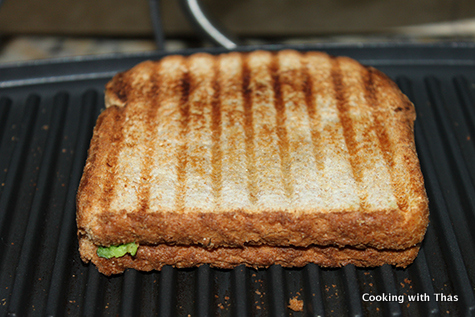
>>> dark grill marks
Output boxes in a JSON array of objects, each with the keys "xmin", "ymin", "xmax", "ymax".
[
  {"xmin": 175, "ymin": 61, "xmax": 191, "ymax": 212},
  {"xmin": 302, "ymin": 55, "xmax": 324, "ymax": 173},
  {"xmin": 211, "ymin": 57, "xmax": 223, "ymax": 210},
  {"xmin": 271, "ymin": 53, "xmax": 293, "ymax": 202},
  {"xmin": 138, "ymin": 63, "xmax": 162, "ymax": 213},
  {"xmin": 101, "ymin": 107, "xmax": 127, "ymax": 213},
  {"xmin": 364, "ymin": 68, "xmax": 407, "ymax": 212},
  {"xmin": 111, "ymin": 72, "xmax": 129, "ymax": 103},
  {"xmin": 330, "ymin": 57, "xmax": 367, "ymax": 210},
  {"xmin": 242, "ymin": 54, "xmax": 257, "ymax": 205},
  {"xmin": 76, "ymin": 109, "xmax": 108, "ymax": 192}
]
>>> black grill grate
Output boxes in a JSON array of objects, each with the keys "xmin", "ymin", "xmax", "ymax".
[{"xmin": 0, "ymin": 44, "xmax": 475, "ymax": 316}]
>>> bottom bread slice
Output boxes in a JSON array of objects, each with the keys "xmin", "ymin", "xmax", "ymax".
[{"xmin": 79, "ymin": 238, "xmax": 420, "ymax": 276}]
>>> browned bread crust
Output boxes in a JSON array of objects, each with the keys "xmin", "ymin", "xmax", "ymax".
[
  {"xmin": 79, "ymin": 237, "xmax": 420, "ymax": 276},
  {"xmin": 77, "ymin": 205, "xmax": 425, "ymax": 249},
  {"xmin": 77, "ymin": 50, "xmax": 428, "ymax": 254}
]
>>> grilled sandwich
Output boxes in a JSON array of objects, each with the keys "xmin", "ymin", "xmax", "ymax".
[{"xmin": 77, "ymin": 50, "xmax": 429, "ymax": 275}]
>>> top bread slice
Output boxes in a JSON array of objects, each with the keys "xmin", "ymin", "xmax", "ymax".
[{"xmin": 76, "ymin": 50, "xmax": 429, "ymax": 250}]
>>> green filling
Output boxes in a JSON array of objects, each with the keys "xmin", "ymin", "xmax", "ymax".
[{"xmin": 97, "ymin": 242, "xmax": 138, "ymax": 259}]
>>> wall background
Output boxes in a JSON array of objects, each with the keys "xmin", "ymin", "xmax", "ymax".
[{"xmin": 0, "ymin": 0, "xmax": 474, "ymax": 38}]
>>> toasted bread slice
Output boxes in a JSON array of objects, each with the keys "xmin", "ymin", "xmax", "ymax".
[
  {"xmin": 77, "ymin": 50, "xmax": 428, "ymax": 252},
  {"xmin": 79, "ymin": 237, "xmax": 421, "ymax": 276}
]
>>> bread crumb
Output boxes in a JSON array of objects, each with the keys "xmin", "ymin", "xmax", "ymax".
[{"xmin": 288, "ymin": 296, "xmax": 303, "ymax": 312}]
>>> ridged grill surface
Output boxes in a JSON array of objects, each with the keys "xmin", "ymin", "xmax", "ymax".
[{"xmin": 0, "ymin": 46, "xmax": 475, "ymax": 316}]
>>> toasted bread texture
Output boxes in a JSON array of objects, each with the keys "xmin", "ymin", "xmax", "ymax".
[
  {"xmin": 77, "ymin": 50, "xmax": 428, "ymax": 255},
  {"xmin": 79, "ymin": 237, "xmax": 420, "ymax": 276}
]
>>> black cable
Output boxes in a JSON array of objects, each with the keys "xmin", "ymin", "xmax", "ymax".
[
  {"xmin": 179, "ymin": 0, "xmax": 239, "ymax": 49},
  {"xmin": 148, "ymin": 0, "xmax": 166, "ymax": 51}
]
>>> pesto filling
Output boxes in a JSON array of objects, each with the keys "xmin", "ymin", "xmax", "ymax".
[{"xmin": 97, "ymin": 242, "xmax": 138, "ymax": 259}]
